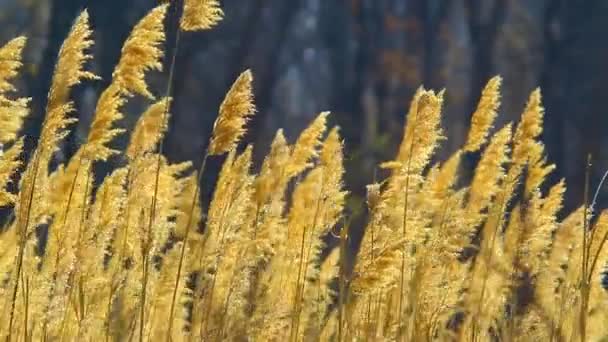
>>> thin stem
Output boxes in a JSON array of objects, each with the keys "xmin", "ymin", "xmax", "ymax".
[
  {"xmin": 365, "ymin": 218, "xmax": 376, "ymax": 340},
  {"xmin": 166, "ymin": 154, "xmax": 208, "ymax": 340},
  {"xmin": 139, "ymin": 251, "xmax": 150, "ymax": 342},
  {"xmin": 139, "ymin": 159, "xmax": 159, "ymax": 341},
  {"xmin": 105, "ymin": 167, "xmax": 134, "ymax": 341},
  {"xmin": 579, "ymin": 155, "xmax": 591, "ymax": 342},
  {"xmin": 554, "ymin": 277, "xmax": 569, "ymax": 342},
  {"xmin": 289, "ymin": 217, "xmax": 310, "ymax": 341},
  {"xmin": 216, "ymin": 279, "xmax": 236, "ymax": 340},
  {"xmin": 397, "ymin": 95, "xmax": 423, "ymax": 341},
  {"xmin": 201, "ymin": 180, "xmax": 241, "ymax": 338},
  {"xmin": 470, "ymin": 180, "xmax": 512, "ymax": 342},
  {"xmin": 292, "ymin": 176, "xmax": 324, "ymax": 341},
  {"xmin": 338, "ymin": 218, "xmax": 349, "ymax": 342},
  {"xmin": 590, "ymin": 168, "xmax": 608, "ymax": 215},
  {"xmin": 74, "ymin": 163, "xmax": 92, "ymax": 328},
  {"xmin": 57, "ymin": 156, "xmax": 88, "ymax": 338},
  {"xmin": 7, "ymin": 152, "xmax": 41, "ymax": 341},
  {"xmin": 252, "ymin": 203, "xmax": 261, "ymax": 239},
  {"xmin": 397, "ymin": 154, "xmax": 414, "ymax": 338},
  {"xmin": 146, "ymin": 1, "xmax": 183, "ymax": 338},
  {"xmin": 22, "ymin": 274, "xmax": 29, "ymax": 342}
]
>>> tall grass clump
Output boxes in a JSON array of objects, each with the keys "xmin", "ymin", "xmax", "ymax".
[{"xmin": 0, "ymin": 3, "xmax": 607, "ymax": 342}]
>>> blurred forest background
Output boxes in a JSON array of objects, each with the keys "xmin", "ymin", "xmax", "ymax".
[{"xmin": 5, "ymin": 0, "xmax": 608, "ymax": 216}]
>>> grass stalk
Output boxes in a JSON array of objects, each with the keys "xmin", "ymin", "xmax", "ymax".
[
  {"xmin": 7, "ymin": 151, "xmax": 41, "ymax": 341},
  {"xmin": 22, "ymin": 274, "xmax": 29, "ymax": 342},
  {"xmin": 200, "ymin": 181, "xmax": 242, "ymax": 338},
  {"xmin": 579, "ymin": 154, "xmax": 591, "ymax": 342},
  {"xmin": 144, "ymin": 1, "xmax": 184, "ymax": 339},
  {"xmin": 395, "ymin": 94, "xmax": 425, "ymax": 341},
  {"xmin": 57, "ymin": 157, "xmax": 88, "ymax": 338},
  {"xmin": 337, "ymin": 218, "xmax": 349, "ymax": 342},
  {"xmin": 470, "ymin": 181, "xmax": 512, "ymax": 342},
  {"xmin": 166, "ymin": 154, "xmax": 208, "ymax": 340},
  {"xmin": 291, "ymin": 177, "xmax": 324, "ymax": 341}
]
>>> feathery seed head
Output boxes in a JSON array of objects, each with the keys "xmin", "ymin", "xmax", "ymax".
[
  {"xmin": 467, "ymin": 123, "xmax": 512, "ymax": 213},
  {"xmin": 232, "ymin": 145, "xmax": 254, "ymax": 178},
  {"xmin": 181, "ymin": 0, "xmax": 224, "ymax": 31},
  {"xmin": 175, "ymin": 172, "xmax": 201, "ymax": 239},
  {"xmin": 208, "ymin": 69, "xmax": 255, "ymax": 155},
  {"xmin": 432, "ymin": 150, "xmax": 462, "ymax": 198},
  {"xmin": 544, "ymin": 179, "xmax": 566, "ymax": 215},
  {"xmin": 524, "ymin": 142, "xmax": 555, "ymax": 196},
  {"xmin": 113, "ymin": 4, "xmax": 168, "ymax": 99},
  {"xmin": 464, "ymin": 76, "xmax": 501, "ymax": 152},
  {"xmin": 0, "ymin": 37, "xmax": 30, "ymax": 144},
  {"xmin": 84, "ymin": 83, "xmax": 126, "ymax": 161},
  {"xmin": 512, "ymin": 88, "xmax": 544, "ymax": 166},
  {"xmin": 0, "ymin": 137, "xmax": 23, "ymax": 206},
  {"xmin": 320, "ymin": 127, "xmax": 343, "ymax": 175},
  {"xmin": 254, "ymin": 129, "xmax": 290, "ymax": 205},
  {"xmin": 127, "ymin": 97, "xmax": 171, "ymax": 160},
  {"xmin": 39, "ymin": 103, "xmax": 77, "ymax": 160},
  {"xmin": 46, "ymin": 11, "xmax": 98, "ymax": 112},
  {"xmin": 84, "ymin": 6, "xmax": 168, "ymax": 161},
  {"xmin": 287, "ymin": 167, "xmax": 324, "ymax": 238},
  {"xmin": 39, "ymin": 10, "xmax": 97, "ymax": 159},
  {"xmin": 0, "ymin": 97, "xmax": 29, "ymax": 145},
  {"xmin": 319, "ymin": 127, "xmax": 347, "ymax": 227},
  {"xmin": 286, "ymin": 111, "xmax": 330, "ymax": 178},
  {"xmin": 0, "ymin": 37, "xmax": 26, "ymax": 93},
  {"xmin": 382, "ymin": 88, "xmax": 444, "ymax": 173}
]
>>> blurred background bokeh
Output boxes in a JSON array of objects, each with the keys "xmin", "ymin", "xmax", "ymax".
[{"xmin": 5, "ymin": 0, "xmax": 608, "ymax": 214}]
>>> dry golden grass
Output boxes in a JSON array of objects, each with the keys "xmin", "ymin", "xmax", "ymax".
[{"xmin": 0, "ymin": 3, "xmax": 607, "ymax": 342}]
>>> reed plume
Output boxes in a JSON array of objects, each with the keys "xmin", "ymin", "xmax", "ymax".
[
  {"xmin": 464, "ymin": 76, "xmax": 501, "ymax": 152},
  {"xmin": 181, "ymin": 0, "xmax": 224, "ymax": 31},
  {"xmin": 39, "ymin": 10, "xmax": 98, "ymax": 162},
  {"xmin": 112, "ymin": 4, "xmax": 167, "ymax": 99},
  {"xmin": 208, "ymin": 69, "xmax": 255, "ymax": 156},
  {"xmin": 127, "ymin": 97, "xmax": 171, "ymax": 160},
  {"xmin": 286, "ymin": 111, "xmax": 330, "ymax": 178},
  {"xmin": 0, "ymin": 138, "xmax": 23, "ymax": 206},
  {"xmin": 0, "ymin": 37, "xmax": 29, "ymax": 145}
]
